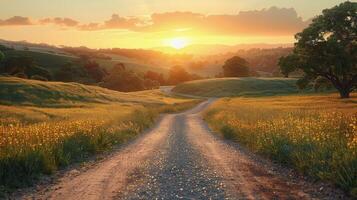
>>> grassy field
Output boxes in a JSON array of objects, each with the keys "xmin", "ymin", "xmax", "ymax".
[
  {"xmin": 204, "ymin": 94, "xmax": 357, "ymax": 195},
  {"xmin": 3, "ymin": 50, "xmax": 76, "ymax": 72},
  {"xmin": 0, "ymin": 77, "xmax": 199, "ymax": 194},
  {"xmin": 172, "ymin": 78, "xmax": 302, "ymax": 97}
]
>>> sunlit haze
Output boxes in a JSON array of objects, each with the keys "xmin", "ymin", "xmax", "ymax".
[{"xmin": 0, "ymin": 0, "xmax": 348, "ymax": 50}]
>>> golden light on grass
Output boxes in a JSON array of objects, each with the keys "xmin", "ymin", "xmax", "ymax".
[{"xmin": 204, "ymin": 94, "xmax": 357, "ymax": 192}]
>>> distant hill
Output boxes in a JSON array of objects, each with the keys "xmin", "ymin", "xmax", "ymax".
[
  {"xmin": 172, "ymin": 78, "xmax": 300, "ymax": 97},
  {"xmin": 154, "ymin": 43, "xmax": 293, "ymax": 55},
  {"xmin": 0, "ymin": 39, "xmax": 293, "ymax": 78},
  {"xmin": 0, "ymin": 40, "xmax": 172, "ymax": 76}
]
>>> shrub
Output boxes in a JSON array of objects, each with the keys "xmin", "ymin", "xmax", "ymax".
[{"xmin": 220, "ymin": 125, "xmax": 236, "ymax": 140}]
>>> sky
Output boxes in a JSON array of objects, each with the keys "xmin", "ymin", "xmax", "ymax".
[{"xmin": 0, "ymin": 0, "xmax": 349, "ymax": 49}]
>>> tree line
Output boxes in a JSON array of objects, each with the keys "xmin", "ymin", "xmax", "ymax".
[{"xmin": 0, "ymin": 47, "xmax": 202, "ymax": 92}]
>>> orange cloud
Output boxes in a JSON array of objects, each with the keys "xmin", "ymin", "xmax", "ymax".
[
  {"xmin": 78, "ymin": 14, "xmax": 139, "ymax": 30},
  {"xmin": 0, "ymin": 7, "xmax": 310, "ymax": 36},
  {"xmin": 104, "ymin": 14, "xmax": 139, "ymax": 29},
  {"xmin": 138, "ymin": 7, "xmax": 310, "ymax": 36},
  {"xmin": 39, "ymin": 17, "xmax": 79, "ymax": 27},
  {"xmin": 0, "ymin": 16, "xmax": 32, "ymax": 26}
]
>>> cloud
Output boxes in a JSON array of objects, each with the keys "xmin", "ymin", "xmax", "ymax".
[
  {"xmin": 0, "ymin": 16, "xmax": 32, "ymax": 26},
  {"xmin": 78, "ymin": 23, "xmax": 102, "ymax": 31},
  {"xmin": 0, "ymin": 7, "xmax": 309, "ymax": 36},
  {"xmin": 104, "ymin": 14, "xmax": 139, "ymax": 29},
  {"xmin": 78, "ymin": 14, "xmax": 140, "ymax": 30},
  {"xmin": 138, "ymin": 7, "xmax": 310, "ymax": 36},
  {"xmin": 39, "ymin": 17, "xmax": 79, "ymax": 27}
]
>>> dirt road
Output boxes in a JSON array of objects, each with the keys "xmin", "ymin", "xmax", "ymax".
[{"xmin": 22, "ymin": 100, "xmax": 339, "ymax": 200}]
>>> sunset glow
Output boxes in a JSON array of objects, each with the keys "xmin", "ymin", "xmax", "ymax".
[
  {"xmin": 169, "ymin": 38, "xmax": 189, "ymax": 49},
  {"xmin": 0, "ymin": 0, "xmax": 347, "ymax": 49}
]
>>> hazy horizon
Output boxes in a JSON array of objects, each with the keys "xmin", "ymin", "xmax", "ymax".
[{"xmin": 0, "ymin": 0, "xmax": 347, "ymax": 49}]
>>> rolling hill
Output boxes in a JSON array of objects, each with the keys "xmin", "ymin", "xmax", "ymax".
[
  {"xmin": 0, "ymin": 76, "xmax": 187, "ymax": 107},
  {"xmin": 172, "ymin": 78, "xmax": 301, "ymax": 97}
]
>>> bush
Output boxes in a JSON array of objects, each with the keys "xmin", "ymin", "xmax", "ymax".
[{"xmin": 220, "ymin": 125, "xmax": 236, "ymax": 140}]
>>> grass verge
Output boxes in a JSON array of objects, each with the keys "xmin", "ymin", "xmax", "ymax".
[{"xmin": 203, "ymin": 94, "xmax": 357, "ymax": 197}]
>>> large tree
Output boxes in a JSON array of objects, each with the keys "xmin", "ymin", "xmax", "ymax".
[
  {"xmin": 279, "ymin": 2, "xmax": 356, "ymax": 98},
  {"xmin": 144, "ymin": 70, "xmax": 166, "ymax": 85},
  {"xmin": 222, "ymin": 56, "xmax": 250, "ymax": 77},
  {"xmin": 101, "ymin": 63, "xmax": 146, "ymax": 92},
  {"xmin": 167, "ymin": 65, "xmax": 192, "ymax": 85}
]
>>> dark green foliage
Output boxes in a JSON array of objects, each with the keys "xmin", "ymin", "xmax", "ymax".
[
  {"xmin": 222, "ymin": 56, "xmax": 250, "ymax": 77},
  {"xmin": 83, "ymin": 60, "xmax": 107, "ymax": 82},
  {"xmin": 0, "ymin": 45, "xmax": 13, "ymax": 51},
  {"xmin": 313, "ymin": 76, "xmax": 334, "ymax": 92},
  {"xmin": 101, "ymin": 63, "xmax": 146, "ymax": 92},
  {"xmin": 54, "ymin": 62, "xmax": 87, "ymax": 82},
  {"xmin": 279, "ymin": 2, "xmax": 357, "ymax": 98},
  {"xmin": 26, "ymin": 66, "xmax": 52, "ymax": 81},
  {"xmin": 0, "ymin": 56, "xmax": 52, "ymax": 80},
  {"xmin": 0, "ymin": 150, "xmax": 53, "ymax": 189},
  {"xmin": 220, "ymin": 125, "xmax": 236, "ymax": 140},
  {"xmin": 0, "ymin": 51, "xmax": 4, "ymax": 63},
  {"xmin": 3, "ymin": 50, "xmax": 74, "ymax": 72},
  {"xmin": 100, "ymin": 63, "xmax": 161, "ymax": 91},
  {"xmin": 278, "ymin": 54, "xmax": 299, "ymax": 77}
]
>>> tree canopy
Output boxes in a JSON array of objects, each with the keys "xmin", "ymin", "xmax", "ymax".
[
  {"xmin": 0, "ymin": 56, "xmax": 52, "ymax": 80},
  {"xmin": 167, "ymin": 65, "xmax": 192, "ymax": 85},
  {"xmin": 279, "ymin": 2, "xmax": 357, "ymax": 98},
  {"xmin": 222, "ymin": 56, "xmax": 250, "ymax": 77},
  {"xmin": 0, "ymin": 51, "xmax": 4, "ymax": 62},
  {"xmin": 100, "ymin": 63, "xmax": 159, "ymax": 92}
]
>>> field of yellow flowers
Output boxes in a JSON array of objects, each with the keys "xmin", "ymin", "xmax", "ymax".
[
  {"xmin": 204, "ymin": 94, "xmax": 357, "ymax": 195},
  {"xmin": 0, "ymin": 91, "xmax": 199, "ymax": 194}
]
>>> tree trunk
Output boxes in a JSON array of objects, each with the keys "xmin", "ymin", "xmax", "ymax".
[
  {"xmin": 327, "ymin": 76, "xmax": 351, "ymax": 99},
  {"xmin": 338, "ymin": 88, "xmax": 350, "ymax": 98}
]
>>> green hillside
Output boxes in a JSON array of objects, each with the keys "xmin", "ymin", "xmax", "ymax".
[
  {"xmin": 0, "ymin": 76, "xmax": 182, "ymax": 107},
  {"xmin": 3, "ymin": 50, "xmax": 75, "ymax": 72},
  {"xmin": 172, "ymin": 77, "xmax": 301, "ymax": 97},
  {"xmin": 2, "ymin": 49, "xmax": 169, "ymax": 76}
]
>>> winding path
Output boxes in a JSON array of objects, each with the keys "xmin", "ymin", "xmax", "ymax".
[{"xmin": 23, "ymin": 99, "xmax": 337, "ymax": 200}]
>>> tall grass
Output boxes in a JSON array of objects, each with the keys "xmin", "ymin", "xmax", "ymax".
[
  {"xmin": 204, "ymin": 95, "xmax": 357, "ymax": 196},
  {"xmin": 0, "ymin": 100, "xmax": 200, "ymax": 195}
]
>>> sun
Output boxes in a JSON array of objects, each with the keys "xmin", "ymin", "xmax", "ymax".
[{"xmin": 169, "ymin": 38, "xmax": 188, "ymax": 49}]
